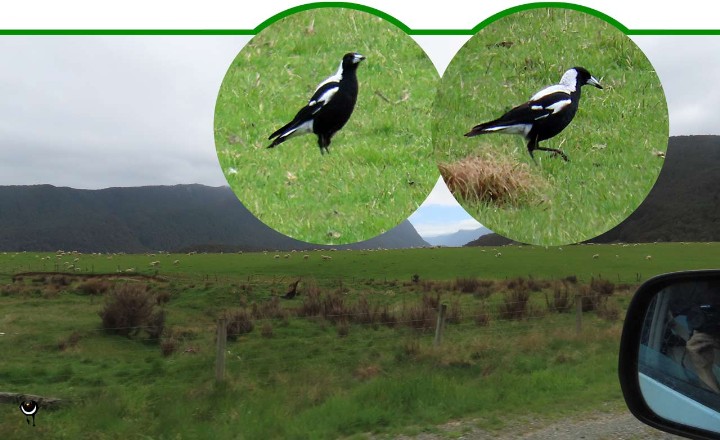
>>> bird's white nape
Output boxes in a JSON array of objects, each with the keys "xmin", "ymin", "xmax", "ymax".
[
  {"xmin": 559, "ymin": 68, "xmax": 579, "ymax": 92},
  {"xmin": 314, "ymin": 62, "xmax": 344, "ymax": 92}
]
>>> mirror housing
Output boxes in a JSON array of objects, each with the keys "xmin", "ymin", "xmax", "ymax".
[{"xmin": 620, "ymin": 270, "xmax": 720, "ymax": 440}]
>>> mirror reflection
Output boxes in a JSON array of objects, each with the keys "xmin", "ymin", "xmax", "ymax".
[{"xmin": 639, "ymin": 280, "xmax": 720, "ymax": 431}]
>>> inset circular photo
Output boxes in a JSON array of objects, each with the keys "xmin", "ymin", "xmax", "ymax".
[
  {"xmin": 215, "ymin": 7, "xmax": 438, "ymax": 245},
  {"xmin": 433, "ymin": 7, "xmax": 668, "ymax": 246}
]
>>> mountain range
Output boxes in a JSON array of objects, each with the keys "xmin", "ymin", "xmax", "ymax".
[
  {"xmin": 467, "ymin": 135, "xmax": 720, "ymax": 246},
  {"xmin": 2, "ymin": 135, "xmax": 718, "ymax": 252},
  {"xmin": 423, "ymin": 227, "xmax": 491, "ymax": 247},
  {"xmin": 0, "ymin": 184, "xmax": 428, "ymax": 253}
]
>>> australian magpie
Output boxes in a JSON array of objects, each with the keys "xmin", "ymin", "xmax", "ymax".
[
  {"xmin": 19, "ymin": 400, "xmax": 38, "ymax": 426},
  {"xmin": 268, "ymin": 52, "xmax": 366, "ymax": 155},
  {"xmin": 464, "ymin": 67, "xmax": 603, "ymax": 162}
]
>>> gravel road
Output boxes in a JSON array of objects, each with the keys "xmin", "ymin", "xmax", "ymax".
[{"xmin": 383, "ymin": 409, "xmax": 688, "ymax": 440}]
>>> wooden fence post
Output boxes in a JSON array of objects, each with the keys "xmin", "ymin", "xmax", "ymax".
[
  {"xmin": 434, "ymin": 303, "xmax": 447, "ymax": 347},
  {"xmin": 575, "ymin": 294, "xmax": 582, "ymax": 335},
  {"xmin": 215, "ymin": 318, "xmax": 227, "ymax": 383}
]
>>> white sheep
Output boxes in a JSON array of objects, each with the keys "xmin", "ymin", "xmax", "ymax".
[{"xmin": 592, "ymin": 254, "xmax": 599, "ymax": 259}]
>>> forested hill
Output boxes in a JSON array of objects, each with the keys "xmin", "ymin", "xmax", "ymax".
[
  {"xmin": 0, "ymin": 184, "xmax": 428, "ymax": 253},
  {"xmin": 590, "ymin": 135, "xmax": 720, "ymax": 243}
]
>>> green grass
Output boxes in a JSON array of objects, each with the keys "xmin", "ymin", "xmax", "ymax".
[
  {"xmin": 0, "ymin": 272, "xmax": 623, "ymax": 438},
  {"xmin": 2, "ymin": 242, "xmax": 717, "ymax": 285},
  {"xmin": 432, "ymin": 7, "xmax": 668, "ymax": 246},
  {"xmin": 214, "ymin": 8, "xmax": 438, "ymax": 245},
  {"xmin": 1, "ymin": 243, "xmax": 719, "ymax": 438}
]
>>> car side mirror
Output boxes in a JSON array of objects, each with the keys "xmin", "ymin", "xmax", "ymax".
[{"xmin": 619, "ymin": 270, "xmax": 720, "ymax": 439}]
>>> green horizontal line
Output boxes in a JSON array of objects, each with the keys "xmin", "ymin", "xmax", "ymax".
[
  {"xmin": 0, "ymin": 29, "xmax": 718, "ymax": 36},
  {"xmin": 0, "ymin": 2, "xmax": 718, "ymax": 36}
]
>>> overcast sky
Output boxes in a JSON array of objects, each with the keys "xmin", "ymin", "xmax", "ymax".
[{"xmin": 0, "ymin": 35, "xmax": 718, "ymax": 236}]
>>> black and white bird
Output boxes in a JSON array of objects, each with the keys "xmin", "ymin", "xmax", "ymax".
[
  {"xmin": 464, "ymin": 67, "xmax": 603, "ymax": 162},
  {"xmin": 19, "ymin": 400, "xmax": 38, "ymax": 426},
  {"xmin": 268, "ymin": 52, "xmax": 366, "ymax": 154}
]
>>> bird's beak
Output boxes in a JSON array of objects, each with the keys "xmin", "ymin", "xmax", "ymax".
[
  {"xmin": 587, "ymin": 76, "xmax": 603, "ymax": 89},
  {"xmin": 353, "ymin": 53, "xmax": 366, "ymax": 64}
]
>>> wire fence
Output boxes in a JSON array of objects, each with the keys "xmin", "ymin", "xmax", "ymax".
[{"xmin": 1, "ymin": 270, "xmax": 629, "ymax": 395}]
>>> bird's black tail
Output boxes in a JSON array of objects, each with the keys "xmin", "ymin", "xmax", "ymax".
[
  {"xmin": 464, "ymin": 121, "xmax": 494, "ymax": 137},
  {"xmin": 267, "ymin": 121, "xmax": 297, "ymax": 148}
]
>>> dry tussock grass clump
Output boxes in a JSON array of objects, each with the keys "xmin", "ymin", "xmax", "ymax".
[
  {"xmin": 439, "ymin": 154, "xmax": 544, "ymax": 206},
  {"xmin": 225, "ymin": 308, "xmax": 254, "ymax": 340}
]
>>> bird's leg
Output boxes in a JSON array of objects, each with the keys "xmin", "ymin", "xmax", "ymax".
[
  {"xmin": 526, "ymin": 139, "xmax": 538, "ymax": 165},
  {"xmin": 32, "ymin": 414, "xmax": 36, "ymax": 426},
  {"xmin": 318, "ymin": 135, "xmax": 331, "ymax": 155},
  {"xmin": 535, "ymin": 146, "xmax": 569, "ymax": 162}
]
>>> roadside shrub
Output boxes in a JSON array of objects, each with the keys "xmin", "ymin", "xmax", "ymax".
[
  {"xmin": 160, "ymin": 336, "xmax": 179, "ymax": 357},
  {"xmin": 455, "ymin": 277, "xmax": 481, "ymax": 293},
  {"xmin": 251, "ymin": 296, "xmax": 288, "ymax": 320},
  {"xmin": 226, "ymin": 309, "xmax": 254, "ymax": 341},
  {"xmin": 379, "ymin": 305, "xmax": 398, "ymax": 328},
  {"xmin": 77, "ymin": 279, "xmax": 112, "ymax": 296},
  {"xmin": 260, "ymin": 322, "xmax": 274, "ymax": 338},
  {"xmin": 58, "ymin": 331, "xmax": 83, "ymax": 351},
  {"xmin": 99, "ymin": 284, "xmax": 165, "ymax": 339},
  {"xmin": 546, "ymin": 280, "xmax": 573, "ymax": 313},
  {"xmin": 580, "ymin": 278, "xmax": 616, "ymax": 312},
  {"xmin": 297, "ymin": 284, "xmax": 323, "ymax": 317},
  {"xmin": 321, "ymin": 291, "xmax": 346, "ymax": 323},
  {"xmin": 404, "ymin": 299, "xmax": 436, "ymax": 331},
  {"xmin": 453, "ymin": 277, "xmax": 495, "ymax": 298},
  {"xmin": 146, "ymin": 309, "xmax": 166, "ymax": 340},
  {"xmin": 155, "ymin": 290, "xmax": 172, "ymax": 305},
  {"xmin": 596, "ymin": 299, "xmax": 621, "ymax": 321},
  {"xmin": 397, "ymin": 338, "xmax": 421, "ymax": 361},
  {"xmin": 353, "ymin": 296, "xmax": 378, "ymax": 325},
  {"xmin": 336, "ymin": 319, "xmax": 350, "ymax": 337},
  {"xmin": 499, "ymin": 287, "xmax": 530, "ymax": 320},
  {"xmin": 445, "ymin": 299, "xmax": 462, "ymax": 324},
  {"xmin": 590, "ymin": 278, "xmax": 615, "ymax": 297},
  {"xmin": 564, "ymin": 275, "xmax": 578, "ymax": 284},
  {"xmin": 526, "ymin": 277, "xmax": 546, "ymax": 292},
  {"xmin": 473, "ymin": 303, "xmax": 491, "ymax": 327}
]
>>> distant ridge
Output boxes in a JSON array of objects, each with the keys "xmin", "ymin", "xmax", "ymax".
[
  {"xmin": 589, "ymin": 135, "xmax": 720, "ymax": 244},
  {"xmin": 0, "ymin": 184, "xmax": 429, "ymax": 253},
  {"xmin": 423, "ymin": 227, "xmax": 491, "ymax": 247},
  {"xmin": 465, "ymin": 136, "xmax": 720, "ymax": 246}
]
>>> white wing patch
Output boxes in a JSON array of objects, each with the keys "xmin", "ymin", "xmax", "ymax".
[
  {"xmin": 546, "ymin": 99, "xmax": 572, "ymax": 114},
  {"xmin": 309, "ymin": 86, "xmax": 338, "ymax": 109}
]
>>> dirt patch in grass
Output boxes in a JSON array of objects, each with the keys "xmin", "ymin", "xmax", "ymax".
[{"xmin": 439, "ymin": 154, "xmax": 545, "ymax": 206}]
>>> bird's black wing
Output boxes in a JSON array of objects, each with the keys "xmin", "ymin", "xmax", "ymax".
[{"xmin": 268, "ymin": 81, "xmax": 340, "ymax": 140}]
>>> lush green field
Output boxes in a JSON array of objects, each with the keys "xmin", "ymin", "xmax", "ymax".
[
  {"xmin": 433, "ymin": 7, "xmax": 668, "ymax": 246},
  {"xmin": 2, "ymin": 242, "xmax": 717, "ymax": 284},
  {"xmin": 214, "ymin": 8, "xmax": 437, "ymax": 245},
  {"xmin": 1, "ymin": 243, "xmax": 719, "ymax": 438}
]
